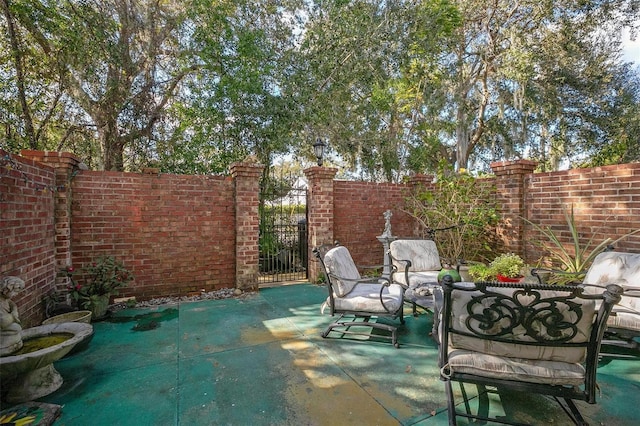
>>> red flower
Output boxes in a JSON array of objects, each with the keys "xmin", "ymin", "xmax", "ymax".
[{"xmin": 67, "ymin": 266, "xmax": 75, "ymax": 272}]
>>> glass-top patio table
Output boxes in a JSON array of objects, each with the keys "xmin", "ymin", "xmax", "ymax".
[{"xmin": 403, "ymin": 281, "xmax": 443, "ymax": 338}]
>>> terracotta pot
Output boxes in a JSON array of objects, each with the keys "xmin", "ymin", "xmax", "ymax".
[{"xmin": 496, "ymin": 274, "xmax": 524, "ymax": 283}]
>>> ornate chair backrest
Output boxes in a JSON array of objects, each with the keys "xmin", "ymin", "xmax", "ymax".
[{"xmin": 439, "ymin": 279, "xmax": 622, "ymax": 398}]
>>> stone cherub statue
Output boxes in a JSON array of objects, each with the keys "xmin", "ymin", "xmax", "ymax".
[
  {"xmin": 0, "ymin": 276, "xmax": 25, "ymax": 355},
  {"xmin": 382, "ymin": 210, "xmax": 393, "ymax": 238}
]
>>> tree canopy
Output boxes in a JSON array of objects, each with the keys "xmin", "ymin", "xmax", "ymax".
[{"xmin": 1, "ymin": 0, "xmax": 638, "ymax": 178}]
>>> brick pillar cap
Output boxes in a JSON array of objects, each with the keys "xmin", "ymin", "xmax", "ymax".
[
  {"xmin": 491, "ymin": 159, "xmax": 537, "ymax": 175},
  {"xmin": 20, "ymin": 150, "xmax": 82, "ymax": 167},
  {"xmin": 303, "ymin": 166, "xmax": 338, "ymax": 179},
  {"xmin": 229, "ymin": 161, "xmax": 264, "ymax": 178}
]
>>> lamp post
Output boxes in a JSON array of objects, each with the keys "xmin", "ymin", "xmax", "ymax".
[{"xmin": 313, "ymin": 138, "xmax": 326, "ymax": 166}]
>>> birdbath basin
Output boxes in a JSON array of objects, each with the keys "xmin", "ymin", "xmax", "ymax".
[{"xmin": 0, "ymin": 322, "xmax": 94, "ymax": 403}]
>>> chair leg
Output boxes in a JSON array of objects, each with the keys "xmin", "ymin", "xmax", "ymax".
[
  {"xmin": 321, "ymin": 315, "xmax": 400, "ymax": 348},
  {"xmin": 444, "ymin": 379, "xmax": 457, "ymax": 426},
  {"xmin": 555, "ymin": 397, "xmax": 588, "ymax": 426}
]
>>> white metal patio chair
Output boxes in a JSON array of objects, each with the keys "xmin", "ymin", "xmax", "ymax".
[{"xmin": 313, "ymin": 245, "xmax": 406, "ymax": 348}]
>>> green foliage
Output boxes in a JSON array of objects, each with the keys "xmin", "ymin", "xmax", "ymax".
[
  {"xmin": 2, "ymin": 0, "xmax": 639, "ymax": 176},
  {"xmin": 403, "ymin": 168, "xmax": 499, "ymax": 265},
  {"xmin": 524, "ymin": 205, "xmax": 640, "ymax": 283},
  {"xmin": 468, "ymin": 263, "xmax": 493, "ymax": 281},
  {"xmin": 489, "ymin": 253, "xmax": 525, "ymax": 279},
  {"xmin": 293, "ymin": 0, "xmax": 461, "ymax": 181},
  {"xmin": 66, "ymin": 256, "xmax": 134, "ymax": 309},
  {"xmin": 467, "ymin": 253, "xmax": 525, "ymax": 281}
]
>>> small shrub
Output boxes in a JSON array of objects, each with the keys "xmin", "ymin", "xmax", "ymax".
[
  {"xmin": 489, "ymin": 253, "xmax": 525, "ymax": 278},
  {"xmin": 403, "ymin": 168, "xmax": 499, "ymax": 266}
]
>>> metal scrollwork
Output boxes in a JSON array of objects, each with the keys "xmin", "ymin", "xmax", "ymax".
[{"xmin": 464, "ymin": 288, "xmax": 584, "ymax": 343}]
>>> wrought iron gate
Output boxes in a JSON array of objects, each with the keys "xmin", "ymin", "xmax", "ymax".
[{"xmin": 258, "ymin": 171, "xmax": 308, "ymax": 285}]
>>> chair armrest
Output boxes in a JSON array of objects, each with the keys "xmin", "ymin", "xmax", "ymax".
[
  {"xmin": 387, "ymin": 250, "xmax": 412, "ymax": 286},
  {"xmin": 580, "ymin": 282, "xmax": 640, "ymax": 299},
  {"xmin": 327, "ymin": 273, "xmax": 404, "ymax": 313},
  {"xmin": 624, "ymin": 289, "xmax": 640, "ymax": 298},
  {"xmin": 530, "ymin": 268, "xmax": 583, "ymax": 285},
  {"xmin": 387, "ymin": 252, "xmax": 412, "ymax": 269}
]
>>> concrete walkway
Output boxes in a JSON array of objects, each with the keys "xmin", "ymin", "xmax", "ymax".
[{"xmin": 19, "ymin": 284, "xmax": 640, "ymax": 425}]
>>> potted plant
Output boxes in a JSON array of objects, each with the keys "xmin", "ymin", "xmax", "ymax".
[
  {"xmin": 489, "ymin": 253, "xmax": 525, "ymax": 282},
  {"xmin": 524, "ymin": 205, "xmax": 640, "ymax": 284},
  {"xmin": 66, "ymin": 256, "xmax": 133, "ymax": 320},
  {"xmin": 468, "ymin": 263, "xmax": 494, "ymax": 281}
]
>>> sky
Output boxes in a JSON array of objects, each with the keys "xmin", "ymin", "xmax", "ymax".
[{"xmin": 622, "ymin": 29, "xmax": 639, "ymax": 65}]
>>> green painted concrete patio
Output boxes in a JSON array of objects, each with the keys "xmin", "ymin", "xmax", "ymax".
[{"xmin": 30, "ymin": 284, "xmax": 640, "ymax": 424}]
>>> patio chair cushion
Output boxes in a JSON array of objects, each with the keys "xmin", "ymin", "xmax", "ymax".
[
  {"xmin": 607, "ymin": 311, "xmax": 640, "ymax": 332},
  {"xmin": 445, "ymin": 349, "xmax": 586, "ymax": 386},
  {"xmin": 582, "ymin": 251, "xmax": 640, "ymax": 332},
  {"xmin": 389, "ymin": 239, "xmax": 441, "ymax": 287},
  {"xmin": 331, "ymin": 282, "xmax": 404, "ymax": 313},
  {"xmin": 447, "ymin": 284, "xmax": 596, "ymax": 363},
  {"xmin": 324, "ymin": 246, "xmax": 361, "ymax": 297},
  {"xmin": 400, "ymin": 271, "xmax": 441, "ymax": 287}
]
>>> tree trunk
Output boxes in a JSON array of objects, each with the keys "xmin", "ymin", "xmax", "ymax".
[
  {"xmin": 456, "ymin": 107, "xmax": 470, "ymax": 171},
  {"xmin": 1, "ymin": 0, "xmax": 37, "ymax": 148},
  {"xmin": 97, "ymin": 117, "xmax": 124, "ymax": 171}
]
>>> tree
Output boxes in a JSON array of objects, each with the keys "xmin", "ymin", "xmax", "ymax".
[
  {"xmin": 2, "ymin": 0, "xmax": 638, "ymax": 176},
  {"xmin": 1, "ymin": 0, "xmax": 91, "ymax": 154},
  {"xmin": 437, "ymin": 0, "xmax": 640, "ymax": 171},
  {"xmin": 161, "ymin": 0, "xmax": 304, "ymax": 175},
  {"xmin": 5, "ymin": 0, "xmax": 200, "ymax": 170},
  {"xmin": 293, "ymin": 0, "xmax": 461, "ymax": 181}
]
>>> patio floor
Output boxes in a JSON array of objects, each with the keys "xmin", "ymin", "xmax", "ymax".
[{"xmin": 8, "ymin": 283, "xmax": 640, "ymax": 425}]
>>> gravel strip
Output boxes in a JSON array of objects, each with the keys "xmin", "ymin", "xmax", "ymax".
[{"xmin": 110, "ymin": 287, "xmax": 248, "ymax": 311}]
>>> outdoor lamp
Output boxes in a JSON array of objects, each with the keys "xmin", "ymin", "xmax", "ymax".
[{"xmin": 313, "ymin": 138, "xmax": 326, "ymax": 166}]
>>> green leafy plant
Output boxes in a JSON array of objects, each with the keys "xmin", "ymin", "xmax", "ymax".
[
  {"xmin": 468, "ymin": 263, "xmax": 494, "ymax": 281},
  {"xmin": 489, "ymin": 253, "xmax": 525, "ymax": 279},
  {"xmin": 403, "ymin": 168, "xmax": 499, "ymax": 266},
  {"xmin": 66, "ymin": 256, "xmax": 133, "ymax": 309},
  {"xmin": 524, "ymin": 205, "xmax": 640, "ymax": 283}
]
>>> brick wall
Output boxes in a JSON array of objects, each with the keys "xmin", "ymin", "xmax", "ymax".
[
  {"xmin": 4, "ymin": 149, "xmax": 640, "ymax": 326},
  {"xmin": 523, "ymin": 162, "xmax": 640, "ymax": 263},
  {"xmin": 69, "ymin": 170, "xmax": 236, "ymax": 300},
  {"xmin": 311, "ymin": 160, "xmax": 640, "ymax": 278},
  {"xmin": 3, "ymin": 150, "xmax": 259, "ymax": 326},
  {"xmin": 333, "ymin": 180, "xmax": 415, "ymax": 267},
  {"xmin": 1, "ymin": 150, "xmax": 57, "ymax": 327}
]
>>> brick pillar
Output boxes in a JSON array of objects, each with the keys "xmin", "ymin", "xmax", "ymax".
[
  {"xmin": 303, "ymin": 166, "xmax": 338, "ymax": 282},
  {"xmin": 230, "ymin": 161, "xmax": 264, "ymax": 291},
  {"xmin": 490, "ymin": 160, "xmax": 537, "ymax": 255},
  {"xmin": 20, "ymin": 150, "xmax": 82, "ymax": 289}
]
